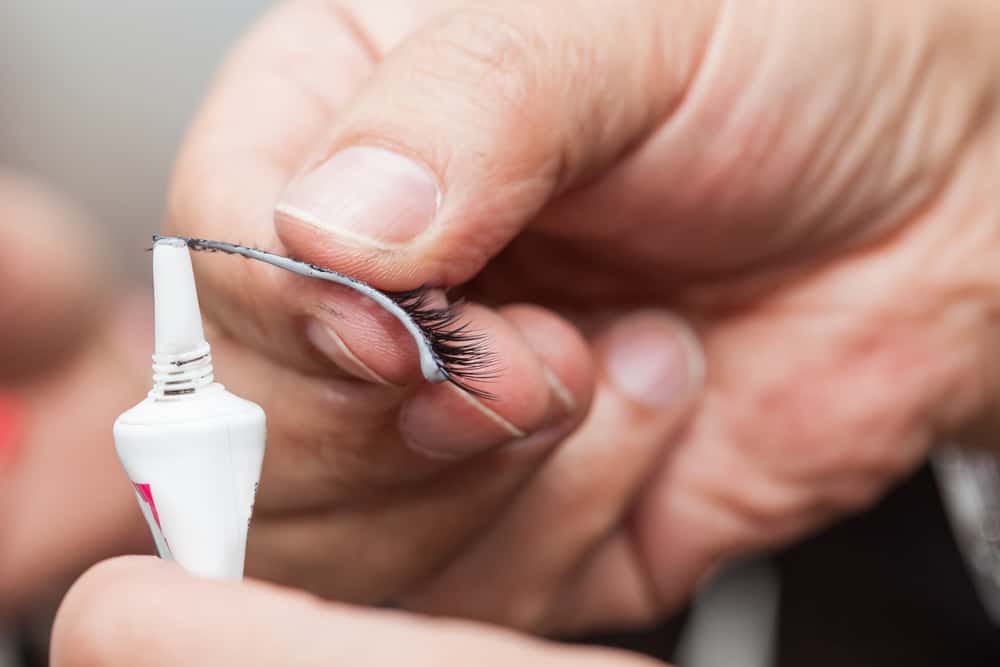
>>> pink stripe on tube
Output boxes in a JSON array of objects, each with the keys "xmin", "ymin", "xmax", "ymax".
[{"xmin": 134, "ymin": 482, "xmax": 163, "ymax": 529}]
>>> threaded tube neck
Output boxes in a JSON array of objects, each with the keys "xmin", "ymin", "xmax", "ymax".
[{"xmin": 150, "ymin": 341, "xmax": 215, "ymax": 399}]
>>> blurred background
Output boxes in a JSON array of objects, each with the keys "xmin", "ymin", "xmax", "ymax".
[
  {"xmin": 0, "ymin": 0, "xmax": 269, "ymax": 278},
  {"xmin": 1, "ymin": 3, "xmax": 1000, "ymax": 666}
]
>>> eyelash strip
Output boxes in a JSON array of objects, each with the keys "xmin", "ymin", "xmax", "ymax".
[{"xmin": 153, "ymin": 235, "xmax": 497, "ymax": 400}]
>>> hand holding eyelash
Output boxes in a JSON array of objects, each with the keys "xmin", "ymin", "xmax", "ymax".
[{"xmin": 86, "ymin": 0, "xmax": 1000, "ymax": 648}]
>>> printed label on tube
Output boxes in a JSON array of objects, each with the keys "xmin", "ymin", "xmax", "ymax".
[{"xmin": 133, "ymin": 482, "xmax": 173, "ymax": 559}]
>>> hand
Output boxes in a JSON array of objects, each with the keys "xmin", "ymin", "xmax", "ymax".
[
  {"xmin": 161, "ymin": 0, "xmax": 1000, "ymax": 634},
  {"xmin": 51, "ymin": 557, "xmax": 661, "ymax": 667},
  {"xmin": 0, "ymin": 173, "xmax": 150, "ymax": 618}
]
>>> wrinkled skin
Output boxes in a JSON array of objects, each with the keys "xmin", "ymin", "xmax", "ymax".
[
  {"xmin": 13, "ymin": 2, "xmax": 1000, "ymax": 663},
  {"xmin": 167, "ymin": 0, "xmax": 1000, "ymax": 632}
]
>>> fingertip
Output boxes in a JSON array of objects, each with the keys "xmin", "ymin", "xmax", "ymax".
[
  {"xmin": 398, "ymin": 304, "xmax": 593, "ymax": 460},
  {"xmin": 498, "ymin": 304, "xmax": 596, "ymax": 416},
  {"xmin": 596, "ymin": 310, "xmax": 704, "ymax": 411},
  {"xmin": 55, "ymin": 555, "xmax": 176, "ymax": 623},
  {"xmin": 302, "ymin": 282, "xmax": 427, "ymax": 384},
  {"xmin": 52, "ymin": 556, "xmax": 168, "ymax": 667}
]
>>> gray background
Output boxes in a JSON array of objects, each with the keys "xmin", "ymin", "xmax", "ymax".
[{"xmin": 0, "ymin": 0, "xmax": 269, "ymax": 277}]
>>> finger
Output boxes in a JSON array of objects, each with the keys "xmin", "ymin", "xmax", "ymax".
[
  {"xmin": 402, "ymin": 311, "xmax": 704, "ymax": 633},
  {"xmin": 0, "ymin": 172, "xmax": 103, "ymax": 378},
  {"xmin": 214, "ymin": 295, "xmax": 593, "ymax": 484},
  {"xmin": 630, "ymin": 247, "xmax": 973, "ymax": 612},
  {"xmin": 0, "ymin": 297, "xmax": 151, "ymax": 618},
  {"xmin": 275, "ymin": 0, "xmax": 722, "ymax": 288},
  {"xmin": 236, "ymin": 306, "xmax": 595, "ymax": 602},
  {"xmin": 397, "ymin": 304, "xmax": 592, "ymax": 459},
  {"xmin": 52, "ymin": 557, "xmax": 663, "ymax": 667},
  {"xmin": 215, "ymin": 303, "xmax": 593, "ymax": 507},
  {"xmin": 167, "ymin": 0, "xmax": 573, "ymax": 420}
]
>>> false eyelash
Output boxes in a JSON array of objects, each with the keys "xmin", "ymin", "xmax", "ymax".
[{"xmin": 152, "ymin": 235, "xmax": 498, "ymax": 400}]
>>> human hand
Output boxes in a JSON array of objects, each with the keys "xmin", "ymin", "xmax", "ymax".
[
  {"xmin": 52, "ymin": 557, "xmax": 662, "ymax": 667},
  {"xmin": 163, "ymin": 0, "xmax": 1000, "ymax": 634},
  {"xmin": 0, "ymin": 173, "xmax": 150, "ymax": 618}
]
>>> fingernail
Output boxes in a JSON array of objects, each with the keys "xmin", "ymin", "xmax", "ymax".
[
  {"xmin": 605, "ymin": 312, "xmax": 704, "ymax": 408},
  {"xmin": 277, "ymin": 146, "xmax": 439, "ymax": 247},
  {"xmin": 305, "ymin": 319, "xmax": 391, "ymax": 385},
  {"xmin": 543, "ymin": 366, "xmax": 576, "ymax": 413},
  {"xmin": 400, "ymin": 383, "xmax": 526, "ymax": 461}
]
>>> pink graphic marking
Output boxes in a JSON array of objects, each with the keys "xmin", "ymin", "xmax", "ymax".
[{"xmin": 134, "ymin": 482, "xmax": 162, "ymax": 529}]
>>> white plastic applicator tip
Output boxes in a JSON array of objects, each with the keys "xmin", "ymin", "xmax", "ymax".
[{"xmin": 153, "ymin": 238, "xmax": 207, "ymax": 356}]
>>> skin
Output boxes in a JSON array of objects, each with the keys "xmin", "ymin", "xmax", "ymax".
[
  {"xmin": 17, "ymin": 0, "xmax": 1000, "ymax": 662},
  {"xmin": 50, "ymin": 557, "xmax": 661, "ymax": 667}
]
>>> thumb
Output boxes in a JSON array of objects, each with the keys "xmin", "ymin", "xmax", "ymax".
[
  {"xmin": 53, "ymin": 557, "xmax": 664, "ymax": 667},
  {"xmin": 274, "ymin": 0, "xmax": 722, "ymax": 288}
]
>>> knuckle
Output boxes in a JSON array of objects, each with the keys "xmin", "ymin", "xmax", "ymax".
[
  {"xmin": 817, "ymin": 471, "xmax": 896, "ymax": 515},
  {"xmin": 429, "ymin": 8, "xmax": 541, "ymax": 119},
  {"xmin": 711, "ymin": 470, "xmax": 810, "ymax": 532},
  {"xmin": 739, "ymin": 369, "xmax": 916, "ymax": 490}
]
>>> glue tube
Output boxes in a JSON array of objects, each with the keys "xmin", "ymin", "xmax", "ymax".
[{"xmin": 113, "ymin": 237, "xmax": 266, "ymax": 579}]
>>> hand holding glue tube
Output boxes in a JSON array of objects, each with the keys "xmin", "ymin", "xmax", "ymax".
[
  {"xmin": 51, "ymin": 0, "xmax": 1000, "ymax": 660},
  {"xmin": 113, "ymin": 238, "xmax": 266, "ymax": 579}
]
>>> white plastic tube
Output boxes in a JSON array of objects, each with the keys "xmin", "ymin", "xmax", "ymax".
[{"xmin": 113, "ymin": 238, "xmax": 266, "ymax": 579}]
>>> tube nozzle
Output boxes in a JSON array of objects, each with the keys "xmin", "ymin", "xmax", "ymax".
[{"xmin": 151, "ymin": 237, "xmax": 213, "ymax": 398}]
